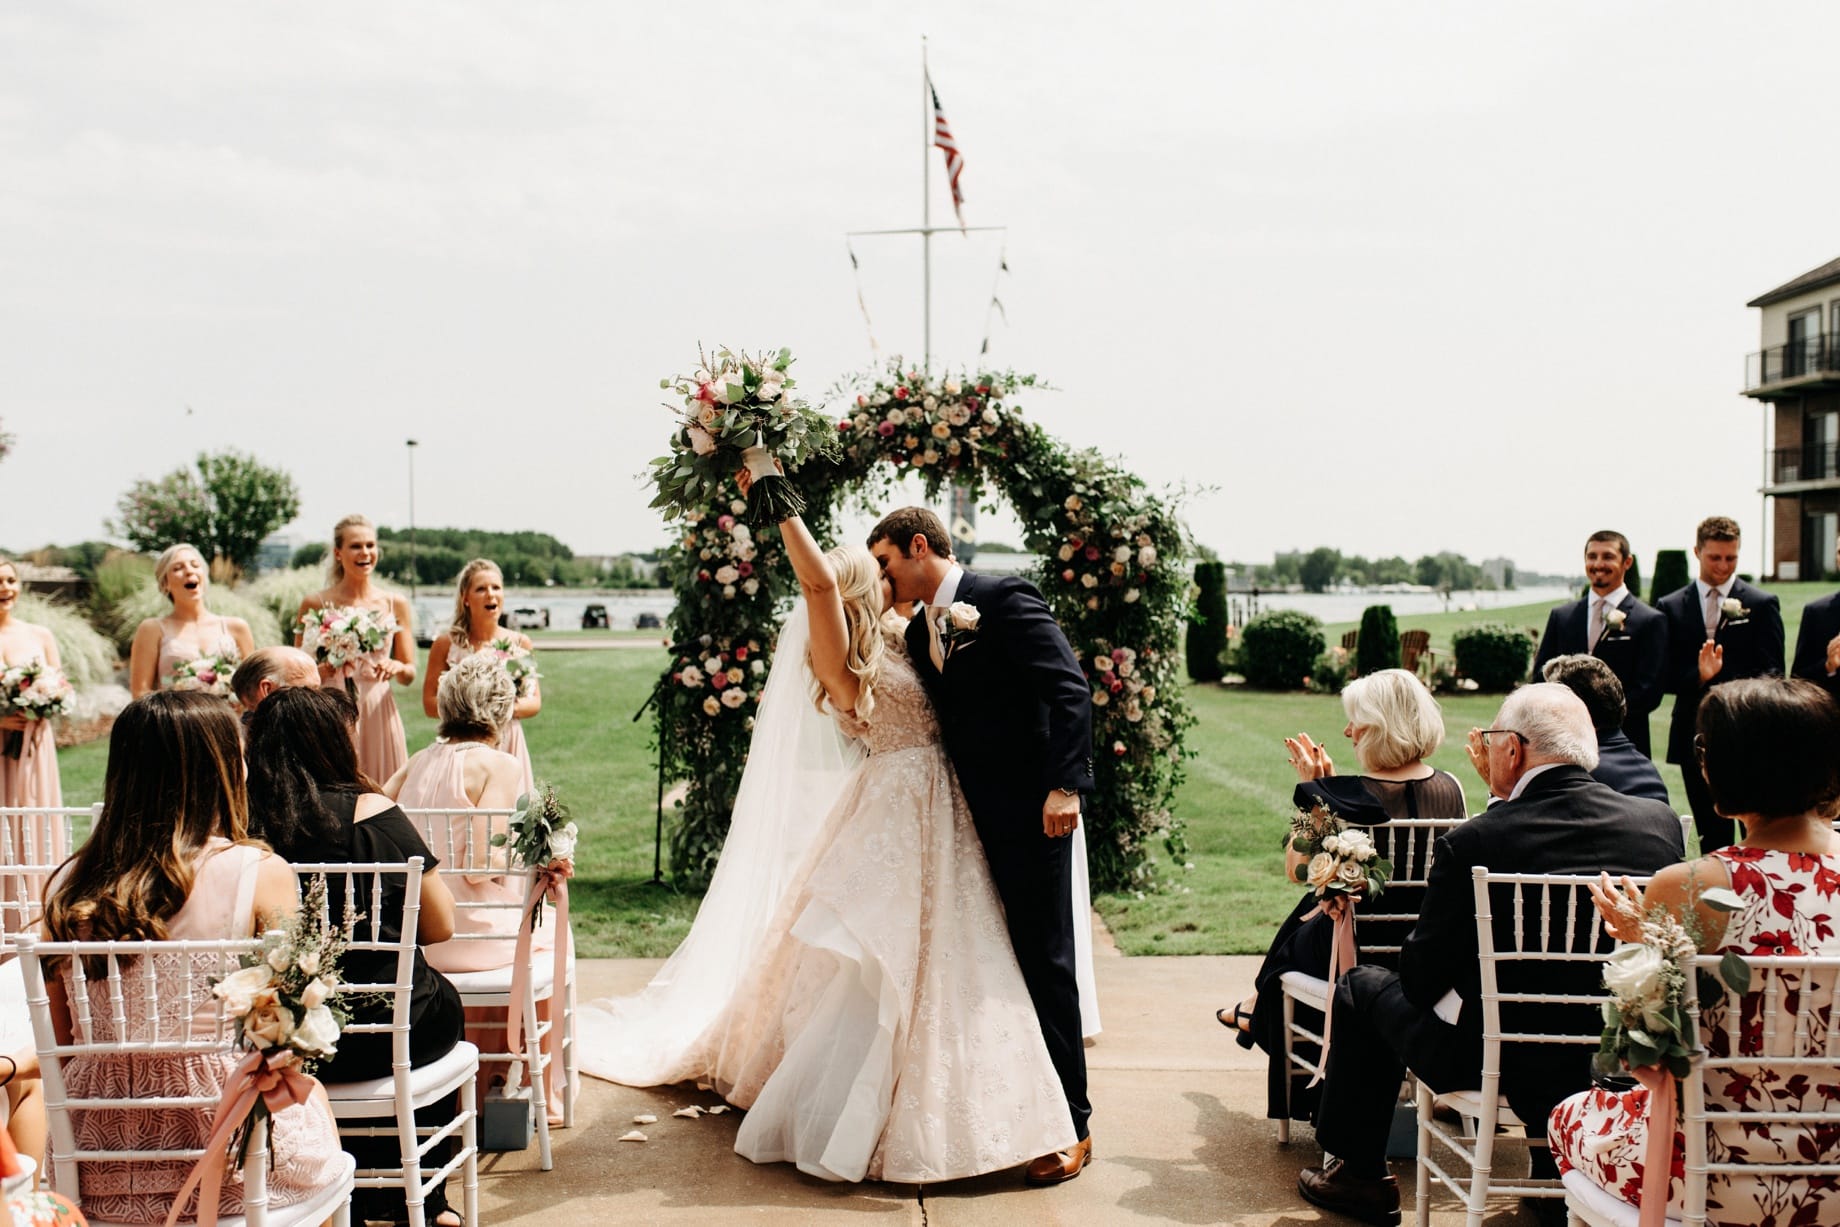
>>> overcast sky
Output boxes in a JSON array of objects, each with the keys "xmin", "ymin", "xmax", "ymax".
[{"xmin": 4, "ymin": 1, "xmax": 1836, "ymax": 577}]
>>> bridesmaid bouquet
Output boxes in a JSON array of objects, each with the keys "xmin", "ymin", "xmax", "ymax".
[
  {"xmin": 1289, "ymin": 805, "xmax": 1392, "ymax": 900},
  {"xmin": 169, "ymin": 653, "xmax": 238, "ymax": 698},
  {"xmin": 483, "ymin": 636, "xmax": 542, "ymax": 698},
  {"xmin": 649, "ymin": 346, "xmax": 838, "ymax": 526},
  {"xmin": 297, "ymin": 606, "xmax": 398, "ymax": 697},
  {"xmin": 0, "ymin": 660, "xmax": 76, "ymax": 758}
]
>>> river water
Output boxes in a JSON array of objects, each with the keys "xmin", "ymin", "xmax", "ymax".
[{"xmin": 409, "ymin": 582, "xmax": 1576, "ymax": 635}]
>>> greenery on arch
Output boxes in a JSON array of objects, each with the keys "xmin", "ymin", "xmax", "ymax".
[{"xmin": 656, "ymin": 358, "xmax": 1194, "ymax": 893}]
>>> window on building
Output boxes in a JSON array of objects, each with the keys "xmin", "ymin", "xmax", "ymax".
[
  {"xmin": 1788, "ymin": 308, "xmax": 1822, "ymax": 377},
  {"xmin": 1810, "ymin": 511, "xmax": 1839, "ymax": 581}
]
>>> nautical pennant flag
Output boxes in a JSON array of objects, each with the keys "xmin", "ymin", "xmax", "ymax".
[{"xmin": 928, "ymin": 75, "xmax": 966, "ymax": 230}]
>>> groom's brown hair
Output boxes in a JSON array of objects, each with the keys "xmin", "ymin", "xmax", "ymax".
[{"xmin": 867, "ymin": 507, "xmax": 953, "ymax": 559}]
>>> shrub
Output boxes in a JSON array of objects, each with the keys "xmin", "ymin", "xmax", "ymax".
[
  {"xmin": 1451, "ymin": 622, "xmax": 1535, "ymax": 692},
  {"xmin": 15, "ymin": 592, "xmax": 117, "ymax": 690},
  {"xmin": 1309, "ymin": 644, "xmax": 1355, "ymax": 694},
  {"xmin": 291, "ymin": 542, "xmax": 328, "ymax": 569},
  {"xmin": 1625, "ymin": 556, "xmax": 1642, "ymax": 601},
  {"xmin": 1186, "ymin": 561, "xmax": 1228, "ymax": 682},
  {"xmin": 244, "ymin": 566, "xmax": 329, "ymax": 636},
  {"xmin": 1355, "ymin": 604, "xmax": 1400, "ymax": 675},
  {"xmin": 110, "ymin": 579, "xmax": 283, "ymax": 655},
  {"xmin": 1649, "ymin": 550, "xmax": 1689, "ymax": 604},
  {"xmin": 1239, "ymin": 609, "xmax": 1325, "ymax": 690}
]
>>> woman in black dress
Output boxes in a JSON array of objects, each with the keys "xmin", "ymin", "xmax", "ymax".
[
  {"xmin": 1220, "ymin": 668, "xmax": 1469, "ymax": 1122},
  {"xmin": 246, "ymin": 686, "xmax": 467, "ymax": 1227}
]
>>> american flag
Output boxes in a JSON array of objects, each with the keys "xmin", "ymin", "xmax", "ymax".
[{"xmin": 929, "ymin": 75, "xmax": 966, "ymax": 230}]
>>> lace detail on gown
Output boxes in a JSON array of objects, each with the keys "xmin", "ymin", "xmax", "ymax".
[{"xmin": 690, "ymin": 651, "xmax": 1077, "ymax": 1182}]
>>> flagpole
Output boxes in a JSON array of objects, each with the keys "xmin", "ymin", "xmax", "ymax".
[{"xmin": 921, "ymin": 36, "xmax": 932, "ymax": 374}]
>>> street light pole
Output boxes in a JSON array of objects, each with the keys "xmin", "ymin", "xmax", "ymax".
[{"xmin": 405, "ymin": 439, "xmax": 419, "ymax": 602}]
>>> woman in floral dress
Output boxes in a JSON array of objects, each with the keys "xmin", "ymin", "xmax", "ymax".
[
  {"xmin": 295, "ymin": 514, "xmax": 415, "ymax": 784},
  {"xmin": 1550, "ymin": 676, "xmax": 1840, "ymax": 1226}
]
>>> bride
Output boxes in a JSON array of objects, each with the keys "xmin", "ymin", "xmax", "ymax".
[{"xmin": 576, "ymin": 498, "xmax": 1082, "ymax": 1183}]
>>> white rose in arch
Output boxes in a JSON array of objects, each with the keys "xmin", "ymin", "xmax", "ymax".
[
  {"xmin": 714, "ymin": 565, "xmax": 740, "ymax": 585},
  {"xmin": 679, "ymin": 666, "xmax": 705, "ymax": 689},
  {"xmin": 721, "ymin": 687, "xmax": 747, "ymax": 709},
  {"xmin": 1058, "ymin": 544, "xmax": 1075, "ymax": 562},
  {"xmin": 702, "ymin": 695, "xmax": 722, "ymax": 716},
  {"xmin": 1092, "ymin": 689, "xmax": 1110, "ymax": 706},
  {"xmin": 1139, "ymin": 545, "xmax": 1158, "ymax": 567},
  {"xmin": 1113, "ymin": 545, "xmax": 1132, "ymax": 564},
  {"xmin": 742, "ymin": 578, "xmax": 760, "ymax": 596},
  {"xmin": 1124, "ymin": 588, "xmax": 1141, "ymax": 603},
  {"xmin": 1081, "ymin": 574, "xmax": 1098, "ymax": 589}
]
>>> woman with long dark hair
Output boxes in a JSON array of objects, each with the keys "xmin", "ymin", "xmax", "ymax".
[
  {"xmin": 40, "ymin": 691, "xmax": 342, "ymax": 1223},
  {"xmin": 246, "ymin": 686, "xmax": 464, "ymax": 1227}
]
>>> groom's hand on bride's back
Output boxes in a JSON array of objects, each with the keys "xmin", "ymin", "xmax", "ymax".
[{"xmin": 1043, "ymin": 789, "xmax": 1080, "ymax": 837}]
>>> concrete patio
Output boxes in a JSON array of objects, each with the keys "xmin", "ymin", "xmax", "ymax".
[{"xmin": 468, "ymin": 938, "xmax": 1554, "ymax": 1226}]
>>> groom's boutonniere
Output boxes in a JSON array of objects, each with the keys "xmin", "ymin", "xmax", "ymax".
[
  {"xmin": 1719, "ymin": 596, "xmax": 1750, "ymax": 629},
  {"xmin": 941, "ymin": 601, "xmax": 980, "ymax": 660}
]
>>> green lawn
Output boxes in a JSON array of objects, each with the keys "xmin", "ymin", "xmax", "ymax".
[{"xmin": 55, "ymin": 582, "xmax": 1830, "ymax": 958}]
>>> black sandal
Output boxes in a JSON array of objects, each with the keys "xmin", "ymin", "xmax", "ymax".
[{"xmin": 1216, "ymin": 1002, "xmax": 1258, "ymax": 1050}]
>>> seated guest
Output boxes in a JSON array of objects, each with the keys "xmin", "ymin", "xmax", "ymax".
[
  {"xmin": 40, "ymin": 691, "xmax": 344, "ymax": 1223},
  {"xmin": 1550, "ymin": 677, "xmax": 1840, "ymax": 1226},
  {"xmin": 1298, "ymin": 684, "xmax": 1684, "ymax": 1227},
  {"xmin": 1221, "ymin": 669, "xmax": 1467, "ymax": 1125},
  {"xmin": 1538, "ymin": 654, "xmax": 1670, "ymax": 803},
  {"xmin": 246, "ymin": 686, "xmax": 465, "ymax": 1227},
  {"xmin": 229, "ymin": 645, "xmax": 319, "ymax": 720},
  {"xmin": 385, "ymin": 653, "xmax": 567, "ymax": 1120}
]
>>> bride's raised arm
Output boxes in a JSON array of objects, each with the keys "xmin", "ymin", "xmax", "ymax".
[{"xmin": 739, "ymin": 467, "xmax": 860, "ymax": 714}]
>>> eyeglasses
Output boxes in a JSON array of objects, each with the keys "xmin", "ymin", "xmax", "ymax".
[{"xmin": 1477, "ymin": 728, "xmax": 1529, "ymax": 748}]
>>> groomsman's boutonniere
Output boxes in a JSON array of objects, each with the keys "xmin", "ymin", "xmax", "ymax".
[
  {"xmin": 1599, "ymin": 608, "xmax": 1628, "ymax": 639},
  {"xmin": 942, "ymin": 601, "xmax": 980, "ymax": 659},
  {"xmin": 1719, "ymin": 597, "xmax": 1750, "ymax": 629}
]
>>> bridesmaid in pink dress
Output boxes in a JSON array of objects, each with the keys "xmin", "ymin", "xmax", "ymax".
[
  {"xmin": 126, "ymin": 544, "xmax": 254, "ymax": 698},
  {"xmin": 389, "ymin": 653, "xmax": 565, "ymax": 1119},
  {"xmin": 294, "ymin": 515, "xmax": 415, "ymax": 786},
  {"xmin": 40, "ymin": 691, "xmax": 343, "ymax": 1223},
  {"xmin": 0, "ymin": 557, "xmax": 62, "ymax": 813},
  {"xmin": 421, "ymin": 559, "xmax": 539, "ymax": 797}
]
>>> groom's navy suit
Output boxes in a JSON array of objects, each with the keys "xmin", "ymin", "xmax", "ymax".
[
  {"xmin": 908, "ymin": 569, "xmax": 1095, "ymax": 1140},
  {"xmin": 1528, "ymin": 591, "xmax": 1668, "ymax": 755}
]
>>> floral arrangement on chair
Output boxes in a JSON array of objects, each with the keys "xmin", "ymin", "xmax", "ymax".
[{"xmin": 1289, "ymin": 805, "xmax": 1392, "ymax": 900}]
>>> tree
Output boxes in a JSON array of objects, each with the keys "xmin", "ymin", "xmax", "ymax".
[
  {"xmin": 0, "ymin": 418, "xmax": 13, "ymax": 463},
  {"xmin": 1186, "ymin": 561, "xmax": 1228, "ymax": 682},
  {"xmin": 1649, "ymin": 550, "xmax": 1689, "ymax": 604},
  {"xmin": 113, "ymin": 450, "xmax": 301, "ymax": 573},
  {"xmin": 1298, "ymin": 546, "xmax": 1342, "ymax": 593},
  {"xmin": 1356, "ymin": 604, "xmax": 1401, "ymax": 675}
]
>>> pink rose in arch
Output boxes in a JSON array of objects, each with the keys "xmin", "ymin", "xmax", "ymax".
[
  {"xmin": 717, "ymin": 515, "xmax": 735, "ymax": 531},
  {"xmin": 877, "ymin": 421, "xmax": 896, "ymax": 437},
  {"xmin": 737, "ymin": 561, "xmax": 753, "ymax": 577},
  {"xmin": 1083, "ymin": 545, "xmax": 1101, "ymax": 562},
  {"xmin": 710, "ymin": 671, "xmax": 728, "ymax": 690}
]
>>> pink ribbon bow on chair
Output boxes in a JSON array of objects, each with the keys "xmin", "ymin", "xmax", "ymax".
[
  {"xmin": 1307, "ymin": 895, "xmax": 1359, "ymax": 1088},
  {"xmin": 1630, "ymin": 1064, "xmax": 1678, "ymax": 1227},
  {"xmin": 163, "ymin": 1048, "xmax": 318, "ymax": 1227},
  {"xmin": 506, "ymin": 864, "xmax": 572, "ymax": 1061}
]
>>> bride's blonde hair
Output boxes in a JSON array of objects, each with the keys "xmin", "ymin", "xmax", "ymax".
[{"xmin": 810, "ymin": 545, "xmax": 896, "ymax": 719}]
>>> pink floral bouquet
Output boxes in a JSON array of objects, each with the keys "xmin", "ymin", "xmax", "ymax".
[
  {"xmin": 0, "ymin": 660, "xmax": 76, "ymax": 758},
  {"xmin": 649, "ymin": 346, "xmax": 837, "ymax": 526},
  {"xmin": 483, "ymin": 636, "xmax": 542, "ymax": 698},
  {"xmin": 1288, "ymin": 806, "xmax": 1392, "ymax": 900},
  {"xmin": 170, "ymin": 652, "xmax": 238, "ymax": 697},
  {"xmin": 296, "ymin": 606, "xmax": 397, "ymax": 698}
]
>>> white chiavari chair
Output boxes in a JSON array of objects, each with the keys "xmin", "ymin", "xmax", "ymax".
[{"xmin": 0, "ymin": 805, "xmax": 97, "ymax": 950}]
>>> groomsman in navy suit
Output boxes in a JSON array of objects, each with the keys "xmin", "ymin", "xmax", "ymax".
[
  {"xmin": 1791, "ymin": 537, "xmax": 1840, "ymax": 703},
  {"xmin": 1655, "ymin": 516, "xmax": 1784, "ymax": 851},
  {"xmin": 1529, "ymin": 530, "xmax": 1668, "ymax": 756}
]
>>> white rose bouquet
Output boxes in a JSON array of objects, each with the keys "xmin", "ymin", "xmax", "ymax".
[
  {"xmin": 493, "ymin": 781, "xmax": 578, "ymax": 928},
  {"xmin": 649, "ymin": 346, "xmax": 838, "ymax": 527},
  {"xmin": 1289, "ymin": 806, "xmax": 1392, "ymax": 901},
  {"xmin": 1592, "ymin": 889, "xmax": 1748, "ymax": 1081},
  {"xmin": 169, "ymin": 652, "xmax": 239, "ymax": 698},
  {"xmin": 0, "ymin": 659, "xmax": 76, "ymax": 758}
]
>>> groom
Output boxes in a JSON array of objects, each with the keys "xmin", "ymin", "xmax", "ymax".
[{"xmin": 868, "ymin": 507, "xmax": 1096, "ymax": 1185}]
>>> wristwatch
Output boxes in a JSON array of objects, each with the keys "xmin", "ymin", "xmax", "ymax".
[{"xmin": 1054, "ymin": 787, "xmax": 1080, "ymax": 798}]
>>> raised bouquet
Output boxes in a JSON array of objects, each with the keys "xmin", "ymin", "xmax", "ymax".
[
  {"xmin": 482, "ymin": 637, "xmax": 541, "ymax": 698},
  {"xmin": 1289, "ymin": 804, "xmax": 1392, "ymax": 900},
  {"xmin": 297, "ymin": 605, "xmax": 397, "ymax": 696},
  {"xmin": 0, "ymin": 659, "xmax": 76, "ymax": 758},
  {"xmin": 649, "ymin": 346, "xmax": 837, "ymax": 526},
  {"xmin": 493, "ymin": 781, "xmax": 577, "ymax": 927},
  {"xmin": 170, "ymin": 652, "xmax": 238, "ymax": 698}
]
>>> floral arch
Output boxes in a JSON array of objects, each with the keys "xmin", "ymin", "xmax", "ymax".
[{"xmin": 656, "ymin": 360, "xmax": 1193, "ymax": 894}]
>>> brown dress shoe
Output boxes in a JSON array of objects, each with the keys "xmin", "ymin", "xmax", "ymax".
[
  {"xmin": 1297, "ymin": 1158, "xmax": 1400, "ymax": 1226},
  {"xmin": 1023, "ymin": 1135, "xmax": 1093, "ymax": 1186}
]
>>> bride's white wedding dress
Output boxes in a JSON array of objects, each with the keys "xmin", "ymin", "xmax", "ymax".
[{"xmin": 579, "ymin": 618, "xmax": 1078, "ymax": 1182}]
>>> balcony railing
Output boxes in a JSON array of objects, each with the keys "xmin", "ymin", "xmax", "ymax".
[
  {"xmin": 1771, "ymin": 442, "xmax": 1840, "ymax": 485},
  {"xmin": 1747, "ymin": 333, "xmax": 1840, "ymax": 389}
]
